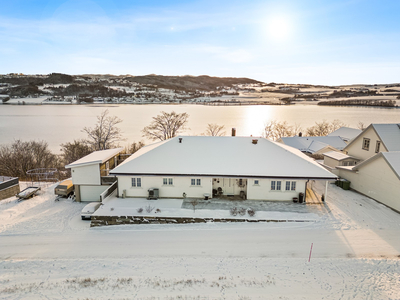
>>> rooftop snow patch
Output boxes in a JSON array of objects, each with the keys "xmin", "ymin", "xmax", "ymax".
[
  {"xmin": 111, "ymin": 136, "xmax": 336, "ymax": 179},
  {"xmin": 328, "ymin": 127, "xmax": 362, "ymax": 141},
  {"xmin": 66, "ymin": 148, "xmax": 123, "ymax": 168},
  {"xmin": 279, "ymin": 136, "xmax": 347, "ymax": 153}
]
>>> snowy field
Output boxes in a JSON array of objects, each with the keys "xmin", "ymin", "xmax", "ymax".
[{"xmin": 1, "ymin": 182, "xmax": 400, "ymax": 299}]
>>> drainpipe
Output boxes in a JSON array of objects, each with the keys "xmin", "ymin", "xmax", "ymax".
[{"xmin": 304, "ymin": 180, "xmax": 309, "ymax": 202}]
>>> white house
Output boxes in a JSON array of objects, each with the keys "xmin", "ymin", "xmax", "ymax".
[
  {"xmin": 65, "ymin": 148, "xmax": 123, "ymax": 202},
  {"xmin": 110, "ymin": 136, "xmax": 336, "ymax": 201},
  {"xmin": 327, "ymin": 123, "xmax": 400, "ymax": 212}
]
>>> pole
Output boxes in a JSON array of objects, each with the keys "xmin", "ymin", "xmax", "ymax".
[{"xmin": 308, "ymin": 243, "xmax": 313, "ymax": 262}]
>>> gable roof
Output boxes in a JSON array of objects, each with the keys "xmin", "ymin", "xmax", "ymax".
[
  {"xmin": 65, "ymin": 148, "xmax": 123, "ymax": 168},
  {"xmin": 344, "ymin": 123, "xmax": 400, "ymax": 152},
  {"xmin": 278, "ymin": 136, "xmax": 347, "ymax": 153},
  {"xmin": 327, "ymin": 127, "xmax": 362, "ymax": 141},
  {"xmin": 348, "ymin": 151, "xmax": 400, "ymax": 180},
  {"xmin": 111, "ymin": 136, "xmax": 336, "ymax": 180},
  {"xmin": 323, "ymin": 151, "xmax": 359, "ymax": 161}
]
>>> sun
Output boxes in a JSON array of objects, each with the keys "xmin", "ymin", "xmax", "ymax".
[{"xmin": 266, "ymin": 15, "xmax": 293, "ymax": 41}]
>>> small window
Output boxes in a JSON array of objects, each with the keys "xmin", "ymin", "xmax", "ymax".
[
  {"xmin": 168, "ymin": 178, "xmax": 173, "ymax": 185},
  {"xmin": 196, "ymin": 179, "xmax": 201, "ymax": 186},
  {"xmin": 163, "ymin": 178, "xmax": 173, "ymax": 185},
  {"xmin": 131, "ymin": 178, "xmax": 141, "ymax": 187},
  {"xmin": 163, "ymin": 178, "xmax": 168, "ymax": 185},
  {"xmin": 375, "ymin": 141, "xmax": 381, "ymax": 153},
  {"xmin": 191, "ymin": 179, "xmax": 196, "ymax": 186},
  {"xmin": 254, "ymin": 180, "xmax": 259, "ymax": 185},
  {"xmin": 285, "ymin": 181, "xmax": 290, "ymax": 191},
  {"xmin": 362, "ymin": 138, "xmax": 370, "ymax": 150},
  {"xmin": 271, "ymin": 181, "xmax": 276, "ymax": 190},
  {"xmin": 291, "ymin": 181, "xmax": 296, "ymax": 191},
  {"xmin": 276, "ymin": 181, "xmax": 281, "ymax": 191}
]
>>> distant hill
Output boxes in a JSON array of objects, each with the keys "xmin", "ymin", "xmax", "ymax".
[{"xmin": 122, "ymin": 75, "xmax": 261, "ymax": 91}]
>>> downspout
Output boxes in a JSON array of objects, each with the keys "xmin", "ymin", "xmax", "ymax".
[{"xmin": 304, "ymin": 179, "xmax": 309, "ymax": 202}]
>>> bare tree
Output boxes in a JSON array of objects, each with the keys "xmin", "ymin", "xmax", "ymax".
[
  {"xmin": 190, "ymin": 199, "xmax": 199, "ymax": 212},
  {"xmin": 127, "ymin": 141, "xmax": 146, "ymax": 154},
  {"xmin": 60, "ymin": 139, "xmax": 92, "ymax": 166},
  {"xmin": 306, "ymin": 119, "xmax": 346, "ymax": 136},
  {"xmin": 357, "ymin": 121, "xmax": 367, "ymax": 131},
  {"xmin": 262, "ymin": 120, "xmax": 301, "ymax": 141},
  {"xmin": 142, "ymin": 111, "xmax": 189, "ymax": 141},
  {"xmin": 203, "ymin": 123, "xmax": 226, "ymax": 136},
  {"xmin": 0, "ymin": 140, "xmax": 59, "ymax": 179},
  {"xmin": 82, "ymin": 110, "xmax": 123, "ymax": 150}
]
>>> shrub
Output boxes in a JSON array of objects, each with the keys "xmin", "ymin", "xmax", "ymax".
[
  {"xmin": 238, "ymin": 207, "xmax": 246, "ymax": 216},
  {"xmin": 247, "ymin": 208, "xmax": 256, "ymax": 217},
  {"xmin": 137, "ymin": 207, "xmax": 143, "ymax": 213},
  {"xmin": 155, "ymin": 208, "xmax": 161, "ymax": 213},
  {"xmin": 145, "ymin": 205, "xmax": 155, "ymax": 213},
  {"xmin": 230, "ymin": 207, "xmax": 238, "ymax": 216}
]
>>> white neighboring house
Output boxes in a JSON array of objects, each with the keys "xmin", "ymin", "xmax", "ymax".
[
  {"xmin": 277, "ymin": 136, "xmax": 347, "ymax": 155},
  {"xmin": 325, "ymin": 123, "xmax": 400, "ymax": 212},
  {"xmin": 110, "ymin": 136, "xmax": 336, "ymax": 201},
  {"xmin": 65, "ymin": 148, "xmax": 124, "ymax": 202},
  {"xmin": 327, "ymin": 127, "xmax": 362, "ymax": 143}
]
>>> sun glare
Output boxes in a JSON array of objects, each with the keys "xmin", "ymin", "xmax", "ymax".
[{"xmin": 266, "ymin": 15, "xmax": 293, "ymax": 41}]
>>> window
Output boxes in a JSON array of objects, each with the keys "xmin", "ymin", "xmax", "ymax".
[
  {"xmin": 362, "ymin": 138, "xmax": 370, "ymax": 150},
  {"xmin": 276, "ymin": 181, "xmax": 281, "ymax": 191},
  {"xmin": 271, "ymin": 181, "xmax": 276, "ymax": 190},
  {"xmin": 285, "ymin": 181, "xmax": 290, "ymax": 191},
  {"xmin": 131, "ymin": 178, "xmax": 141, "ymax": 187},
  {"xmin": 191, "ymin": 178, "xmax": 201, "ymax": 186},
  {"xmin": 291, "ymin": 181, "xmax": 296, "ymax": 191},
  {"xmin": 375, "ymin": 141, "xmax": 381, "ymax": 153},
  {"xmin": 254, "ymin": 180, "xmax": 259, "ymax": 185},
  {"xmin": 163, "ymin": 178, "xmax": 173, "ymax": 185}
]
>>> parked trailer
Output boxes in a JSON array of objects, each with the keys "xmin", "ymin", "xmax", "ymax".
[
  {"xmin": 54, "ymin": 179, "xmax": 74, "ymax": 201},
  {"xmin": 16, "ymin": 186, "xmax": 41, "ymax": 200}
]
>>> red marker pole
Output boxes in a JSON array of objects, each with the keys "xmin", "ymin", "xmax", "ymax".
[{"xmin": 308, "ymin": 243, "xmax": 314, "ymax": 262}]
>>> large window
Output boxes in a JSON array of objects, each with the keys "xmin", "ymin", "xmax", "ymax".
[
  {"xmin": 362, "ymin": 138, "xmax": 370, "ymax": 150},
  {"xmin": 276, "ymin": 181, "xmax": 281, "ymax": 191},
  {"xmin": 131, "ymin": 178, "xmax": 141, "ymax": 187},
  {"xmin": 375, "ymin": 141, "xmax": 381, "ymax": 153},
  {"xmin": 291, "ymin": 181, "xmax": 296, "ymax": 191},
  {"xmin": 285, "ymin": 181, "xmax": 291, "ymax": 191},
  {"xmin": 191, "ymin": 178, "xmax": 201, "ymax": 186},
  {"xmin": 163, "ymin": 178, "xmax": 173, "ymax": 185},
  {"xmin": 271, "ymin": 181, "xmax": 276, "ymax": 190}
]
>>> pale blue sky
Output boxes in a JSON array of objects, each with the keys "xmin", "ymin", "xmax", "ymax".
[{"xmin": 1, "ymin": 0, "xmax": 399, "ymax": 84}]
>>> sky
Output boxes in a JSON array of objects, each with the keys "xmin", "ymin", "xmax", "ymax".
[{"xmin": 0, "ymin": 0, "xmax": 399, "ymax": 85}]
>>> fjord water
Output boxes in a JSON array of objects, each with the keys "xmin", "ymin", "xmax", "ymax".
[{"xmin": 0, "ymin": 104, "xmax": 399, "ymax": 152}]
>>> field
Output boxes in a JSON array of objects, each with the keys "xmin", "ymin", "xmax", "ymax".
[{"xmin": 1, "ymin": 182, "xmax": 400, "ymax": 299}]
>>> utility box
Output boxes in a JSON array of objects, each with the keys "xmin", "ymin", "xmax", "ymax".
[
  {"xmin": 148, "ymin": 188, "xmax": 159, "ymax": 200},
  {"xmin": 342, "ymin": 180, "xmax": 350, "ymax": 190}
]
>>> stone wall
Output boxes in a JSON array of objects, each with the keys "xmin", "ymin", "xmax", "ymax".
[
  {"xmin": 0, "ymin": 184, "xmax": 20, "ymax": 201},
  {"xmin": 91, "ymin": 215, "xmax": 313, "ymax": 227}
]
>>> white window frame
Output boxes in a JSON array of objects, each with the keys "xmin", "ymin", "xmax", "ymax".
[
  {"xmin": 375, "ymin": 141, "xmax": 381, "ymax": 153},
  {"xmin": 291, "ymin": 181, "xmax": 296, "ymax": 191},
  {"xmin": 271, "ymin": 181, "xmax": 276, "ymax": 191},
  {"xmin": 131, "ymin": 177, "xmax": 142, "ymax": 188},
  {"xmin": 276, "ymin": 181, "xmax": 281, "ymax": 191},
  {"xmin": 254, "ymin": 180, "xmax": 259, "ymax": 185},
  {"xmin": 285, "ymin": 181, "xmax": 290, "ymax": 191},
  {"xmin": 362, "ymin": 138, "xmax": 370, "ymax": 151},
  {"xmin": 163, "ymin": 178, "xmax": 173, "ymax": 186}
]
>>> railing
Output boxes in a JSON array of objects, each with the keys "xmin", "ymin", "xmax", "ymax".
[
  {"xmin": 100, "ymin": 181, "xmax": 118, "ymax": 202},
  {"xmin": 0, "ymin": 177, "xmax": 19, "ymax": 191}
]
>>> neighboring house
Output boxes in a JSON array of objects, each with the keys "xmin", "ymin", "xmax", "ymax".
[
  {"xmin": 277, "ymin": 136, "xmax": 347, "ymax": 155},
  {"xmin": 329, "ymin": 123, "xmax": 400, "ymax": 212},
  {"xmin": 0, "ymin": 176, "xmax": 20, "ymax": 200},
  {"xmin": 327, "ymin": 127, "xmax": 362, "ymax": 143},
  {"xmin": 110, "ymin": 136, "xmax": 336, "ymax": 201},
  {"xmin": 65, "ymin": 148, "xmax": 123, "ymax": 202}
]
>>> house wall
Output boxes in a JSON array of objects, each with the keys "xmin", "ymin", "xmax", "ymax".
[
  {"xmin": 324, "ymin": 156, "xmax": 340, "ymax": 168},
  {"xmin": 339, "ymin": 157, "xmax": 400, "ymax": 212},
  {"xmin": 100, "ymin": 155, "xmax": 119, "ymax": 176},
  {"xmin": 71, "ymin": 164, "xmax": 101, "ymax": 185},
  {"xmin": 247, "ymin": 179, "xmax": 306, "ymax": 201},
  {"xmin": 212, "ymin": 178, "xmax": 247, "ymax": 195},
  {"xmin": 118, "ymin": 176, "xmax": 213, "ymax": 198},
  {"xmin": 80, "ymin": 185, "xmax": 109, "ymax": 202},
  {"xmin": 345, "ymin": 127, "xmax": 387, "ymax": 160}
]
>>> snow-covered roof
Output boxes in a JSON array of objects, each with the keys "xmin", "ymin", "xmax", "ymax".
[
  {"xmin": 65, "ymin": 148, "xmax": 124, "ymax": 168},
  {"xmin": 111, "ymin": 136, "xmax": 336, "ymax": 179},
  {"xmin": 372, "ymin": 124, "xmax": 400, "ymax": 151},
  {"xmin": 328, "ymin": 127, "xmax": 362, "ymax": 141},
  {"xmin": 279, "ymin": 136, "xmax": 347, "ymax": 153},
  {"xmin": 323, "ymin": 151, "xmax": 359, "ymax": 161},
  {"xmin": 350, "ymin": 151, "xmax": 400, "ymax": 180}
]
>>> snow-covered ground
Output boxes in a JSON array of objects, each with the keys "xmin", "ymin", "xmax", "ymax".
[{"xmin": 1, "ymin": 182, "xmax": 400, "ymax": 299}]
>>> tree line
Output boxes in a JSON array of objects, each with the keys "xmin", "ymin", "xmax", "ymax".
[{"xmin": 0, "ymin": 110, "xmax": 364, "ymax": 180}]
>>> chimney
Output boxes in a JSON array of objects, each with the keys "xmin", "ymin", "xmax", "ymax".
[
  {"xmin": 179, "ymin": 138, "xmax": 182, "ymax": 143},
  {"xmin": 231, "ymin": 128, "xmax": 236, "ymax": 136}
]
